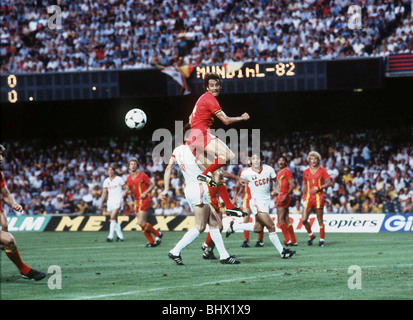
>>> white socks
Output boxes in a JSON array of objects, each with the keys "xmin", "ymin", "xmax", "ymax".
[
  {"xmin": 209, "ymin": 228, "xmax": 230, "ymax": 260},
  {"xmin": 269, "ymin": 231, "xmax": 284, "ymax": 255},
  {"xmin": 233, "ymin": 222, "xmax": 254, "ymax": 232},
  {"xmin": 109, "ymin": 220, "xmax": 123, "ymax": 240},
  {"xmin": 170, "ymin": 227, "xmax": 200, "ymax": 256},
  {"xmin": 115, "ymin": 222, "xmax": 123, "ymax": 240},
  {"xmin": 233, "ymin": 222, "xmax": 284, "ymax": 256},
  {"xmin": 108, "ymin": 220, "xmax": 116, "ymax": 239}
]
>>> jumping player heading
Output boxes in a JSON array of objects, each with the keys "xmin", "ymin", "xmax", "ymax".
[{"xmin": 188, "ymin": 73, "xmax": 249, "ymax": 217}]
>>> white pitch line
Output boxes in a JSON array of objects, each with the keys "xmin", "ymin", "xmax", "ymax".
[{"xmin": 72, "ymin": 272, "xmax": 285, "ymax": 300}]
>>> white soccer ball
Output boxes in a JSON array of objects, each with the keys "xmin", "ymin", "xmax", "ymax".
[{"xmin": 125, "ymin": 108, "xmax": 147, "ymax": 130}]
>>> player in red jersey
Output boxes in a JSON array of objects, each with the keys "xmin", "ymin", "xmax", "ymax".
[
  {"xmin": 301, "ymin": 151, "xmax": 332, "ymax": 247},
  {"xmin": 188, "ymin": 73, "xmax": 249, "ymax": 217},
  {"xmin": 125, "ymin": 158, "xmax": 162, "ymax": 247},
  {"xmin": 274, "ymin": 156, "xmax": 297, "ymax": 246},
  {"xmin": 0, "ymin": 144, "xmax": 46, "ymax": 281}
]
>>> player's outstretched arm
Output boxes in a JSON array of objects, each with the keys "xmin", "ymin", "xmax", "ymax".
[
  {"xmin": 232, "ymin": 181, "xmax": 242, "ymax": 204},
  {"xmin": 159, "ymin": 156, "xmax": 177, "ymax": 199},
  {"xmin": 223, "ymin": 171, "xmax": 248, "ymax": 185},
  {"xmin": 215, "ymin": 110, "xmax": 250, "ymax": 126}
]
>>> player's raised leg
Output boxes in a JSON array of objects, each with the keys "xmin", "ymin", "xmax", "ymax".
[
  {"xmin": 207, "ymin": 206, "xmax": 240, "ymax": 264},
  {"xmin": 198, "ymin": 138, "xmax": 235, "ymax": 180},
  {"xmin": 1, "ymin": 230, "xmax": 46, "ymax": 281},
  {"xmin": 256, "ymin": 212, "xmax": 295, "ymax": 259},
  {"xmin": 168, "ymin": 203, "xmax": 209, "ymax": 265}
]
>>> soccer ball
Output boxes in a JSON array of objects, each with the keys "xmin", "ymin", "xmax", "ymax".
[{"xmin": 125, "ymin": 108, "xmax": 147, "ymax": 130}]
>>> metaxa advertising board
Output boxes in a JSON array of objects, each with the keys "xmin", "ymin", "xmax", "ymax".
[{"xmin": 6, "ymin": 214, "xmax": 413, "ymax": 233}]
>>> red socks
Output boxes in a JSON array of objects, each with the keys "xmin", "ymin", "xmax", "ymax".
[
  {"xmin": 5, "ymin": 248, "xmax": 31, "ymax": 275},
  {"xmin": 142, "ymin": 222, "xmax": 160, "ymax": 243},
  {"xmin": 319, "ymin": 224, "xmax": 325, "ymax": 240},
  {"xmin": 304, "ymin": 223, "xmax": 313, "ymax": 236},
  {"xmin": 287, "ymin": 223, "xmax": 297, "ymax": 244},
  {"xmin": 217, "ymin": 184, "xmax": 235, "ymax": 210},
  {"xmin": 202, "ymin": 156, "xmax": 226, "ymax": 175},
  {"xmin": 280, "ymin": 224, "xmax": 290, "ymax": 243},
  {"xmin": 203, "ymin": 232, "xmax": 215, "ymax": 249},
  {"xmin": 243, "ymin": 231, "xmax": 250, "ymax": 241},
  {"xmin": 258, "ymin": 231, "xmax": 264, "ymax": 242}
]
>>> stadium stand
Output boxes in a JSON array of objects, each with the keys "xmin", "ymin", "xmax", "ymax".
[
  {"xmin": 1, "ymin": 0, "xmax": 412, "ymax": 73},
  {"xmin": 1, "ymin": 127, "xmax": 412, "ymax": 216}
]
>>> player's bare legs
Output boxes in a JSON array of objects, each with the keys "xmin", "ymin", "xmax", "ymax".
[
  {"xmin": 168, "ymin": 204, "xmax": 208, "ymax": 265},
  {"xmin": 0, "ymin": 230, "xmax": 46, "ymax": 281},
  {"xmin": 277, "ymin": 206, "xmax": 289, "ymax": 244},
  {"xmin": 197, "ymin": 139, "xmax": 235, "ymax": 187},
  {"xmin": 137, "ymin": 210, "xmax": 161, "ymax": 247},
  {"xmin": 278, "ymin": 207, "xmax": 297, "ymax": 246},
  {"xmin": 301, "ymin": 207, "xmax": 316, "ymax": 245},
  {"xmin": 197, "ymin": 151, "xmax": 244, "ymax": 216},
  {"xmin": 227, "ymin": 211, "xmax": 295, "ymax": 258},
  {"xmin": 169, "ymin": 204, "xmax": 239, "ymax": 265},
  {"xmin": 315, "ymin": 208, "xmax": 325, "ymax": 246}
]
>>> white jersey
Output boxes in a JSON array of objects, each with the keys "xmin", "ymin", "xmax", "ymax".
[
  {"xmin": 103, "ymin": 176, "xmax": 125, "ymax": 202},
  {"xmin": 240, "ymin": 164, "xmax": 276, "ymax": 200},
  {"xmin": 171, "ymin": 143, "xmax": 209, "ymax": 209},
  {"xmin": 172, "ymin": 143, "xmax": 203, "ymax": 185}
]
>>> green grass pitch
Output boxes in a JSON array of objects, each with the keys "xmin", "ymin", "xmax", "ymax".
[{"xmin": 1, "ymin": 231, "xmax": 412, "ymax": 300}]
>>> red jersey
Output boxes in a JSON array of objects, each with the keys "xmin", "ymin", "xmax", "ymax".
[
  {"xmin": 126, "ymin": 172, "xmax": 151, "ymax": 201},
  {"xmin": 276, "ymin": 168, "xmax": 293, "ymax": 195},
  {"xmin": 0, "ymin": 171, "xmax": 6, "ymax": 212},
  {"xmin": 302, "ymin": 167, "xmax": 330, "ymax": 193},
  {"xmin": 190, "ymin": 91, "xmax": 222, "ymax": 132}
]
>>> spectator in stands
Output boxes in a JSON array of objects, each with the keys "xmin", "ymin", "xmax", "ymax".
[{"xmin": 1, "ymin": 0, "xmax": 412, "ymax": 73}]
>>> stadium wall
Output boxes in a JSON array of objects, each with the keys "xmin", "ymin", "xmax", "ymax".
[{"xmin": 6, "ymin": 214, "xmax": 413, "ymax": 233}]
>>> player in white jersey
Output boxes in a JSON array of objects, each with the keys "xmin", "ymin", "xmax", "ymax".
[
  {"xmin": 159, "ymin": 132, "xmax": 240, "ymax": 265},
  {"xmin": 226, "ymin": 152, "xmax": 296, "ymax": 259},
  {"xmin": 100, "ymin": 166, "xmax": 126, "ymax": 242}
]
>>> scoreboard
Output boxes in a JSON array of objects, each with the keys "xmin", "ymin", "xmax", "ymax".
[{"xmin": 1, "ymin": 58, "xmax": 384, "ymax": 103}]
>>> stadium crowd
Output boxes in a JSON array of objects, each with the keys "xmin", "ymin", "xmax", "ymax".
[
  {"xmin": 1, "ymin": 126, "xmax": 412, "ymax": 216},
  {"xmin": 1, "ymin": 0, "xmax": 413, "ymax": 73}
]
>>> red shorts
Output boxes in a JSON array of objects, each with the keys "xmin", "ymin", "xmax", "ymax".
[
  {"xmin": 187, "ymin": 130, "xmax": 217, "ymax": 157},
  {"xmin": 135, "ymin": 197, "xmax": 151, "ymax": 212},
  {"xmin": 303, "ymin": 193, "xmax": 324, "ymax": 209},
  {"xmin": 276, "ymin": 194, "xmax": 291, "ymax": 208}
]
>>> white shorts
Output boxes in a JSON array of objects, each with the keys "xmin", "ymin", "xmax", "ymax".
[
  {"xmin": 107, "ymin": 199, "xmax": 123, "ymax": 212},
  {"xmin": 249, "ymin": 198, "xmax": 271, "ymax": 215},
  {"xmin": 184, "ymin": 182, "xmax": 209, "ymax": 211}
]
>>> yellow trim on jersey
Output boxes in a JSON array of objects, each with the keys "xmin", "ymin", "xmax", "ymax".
[
  {"xmin": 138, "ymin": 181, "xmax": 143, "ymax": 211},
  {"xmin": 214, "ymin": 109, "xmax": 222, "ymax": 115}
]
